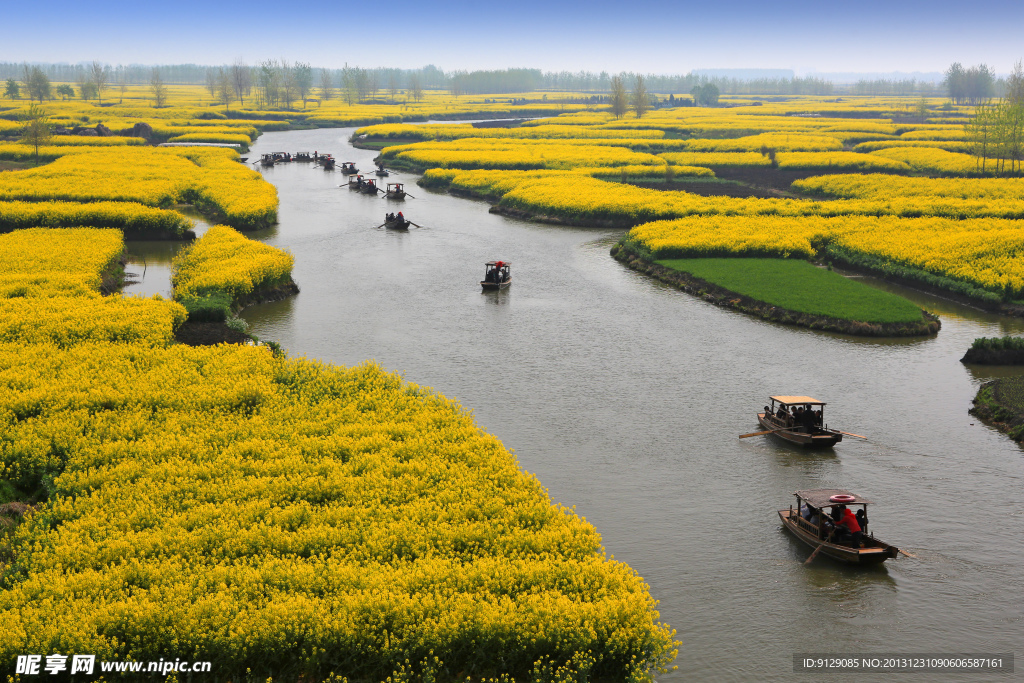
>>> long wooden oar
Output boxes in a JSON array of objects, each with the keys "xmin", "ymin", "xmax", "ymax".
[
  {"xmin": 898, "ymin": 548, "xmax": 917, "ymax": 559},
  {"xmin": 836, "ymin": 430, "xmax": 868, "ymax": 440},
  {"xmin": 804, "ymin": 543, "xmax": 826, "ymax": 565},
  {"xmin": 738, "ymin": 428, "xmax": 786, "ymax": 438},
  {"xmin": 372, "ymin": 223, "xmax": 385, "ymax": 229},
  {"xmin": 408, "ymin": 221, "xmax": 423, "ymax": 228},
  {"xmin": 805, "ymin": 527, "xmax": 837, "ymax": 565}
]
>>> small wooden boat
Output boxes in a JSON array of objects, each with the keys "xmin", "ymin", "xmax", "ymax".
[
  {"xmin": 294, "ymin": 152, "xmax": 312, "ymax": 162},
  {"xmin": 385, "ymin": 215, "xmax": 410, "ymax": 230},
  {"xmin": 340, "ymin": 162, "xmax": 359, "ymax": 174},
  {"xmin": 375, "ymin": 166, "xmax": 390, "ymax": 177},
  {"xmin": 481, "ymin": 261, "xmax": 511, "ymax": 291},
  {"xmin": 360, "ymin": 179, "xmax": 379, "ymax": 194},
  {"xmin": 779, "ymin": 489, "xmax": 899, "ymax": 565},
  {"xmin": 321, "ymin": 156, "xmax": 336, "ymax": 170},
  {"xmin": 259, "ymin": 154, "xmax": 276, "ymax": 167},
  {"xmin": 757, "ymin": 396, "xmax": 843, "ymax": 447},
  {"xmin": 385, "ymin": 182, "xmax": 406, "ymax": 199},
  {"xmin": 348, "ymin": 174, "xmax": 366, "ymax": 189}
]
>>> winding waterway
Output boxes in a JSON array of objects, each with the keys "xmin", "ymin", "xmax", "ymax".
[{"xmin": 138, "ymin": 127, "xmax": 1024, "ymax": 681}]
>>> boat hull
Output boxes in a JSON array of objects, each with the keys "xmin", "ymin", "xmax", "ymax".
[
  {"xmin": 481, "ymin": 279, "xmax": 511, "ymax": 291},
  {"xmin": 758, "ymin": 413, "xmax": 842, "ymax": 447},
  {"xmin": 385, "ymin": 220, "xmax": 410, "ymax": 230},
  {"xmin": 779, "ymin": 509, "xmax": 897, "ymax": 564}
]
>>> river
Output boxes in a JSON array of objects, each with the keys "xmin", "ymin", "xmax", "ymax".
[{"xmin": 128, "ymin": 127, "xmax": 1024, "ymax": 681}]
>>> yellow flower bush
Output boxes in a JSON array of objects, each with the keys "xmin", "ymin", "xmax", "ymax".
[{"xmin": 172, "ymin": 225, "xmax": 294, "ymax": 300}]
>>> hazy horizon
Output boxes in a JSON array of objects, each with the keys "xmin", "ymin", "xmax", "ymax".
[{"xmin": 3, "ymin": 0, "xmax": 1021, "ymax": 77}]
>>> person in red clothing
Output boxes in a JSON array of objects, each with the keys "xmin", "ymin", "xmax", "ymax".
[{"xmin": 835, "ymin": 505, "xmax": 863, "ymax": 547}]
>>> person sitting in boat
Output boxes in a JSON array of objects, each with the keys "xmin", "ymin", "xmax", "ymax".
[
  {"xmin": 800, "ymin": 502, "xmax": 819, "ymax": 526},
  {"xmin": 855, "ymin": 508, "xmax": 868, "ymax": 534},
  {"xmin": 835, "ymin": 505, "xmax": 863, "ymax": 546},
  {"xmin": 776, "ymin": 405, "xmax": 787, "ymax": 421},
  {"xmin": 397, "ymin": 212, "xmax": 404, "ymax": 222}
]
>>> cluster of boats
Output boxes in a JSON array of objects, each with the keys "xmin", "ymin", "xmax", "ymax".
[
  {"xmin": 341, "ymin": 162, "xmax": 391, "ymax": 177},
  {"xmin": 258, "ymin": 151, "xmax": 337, "ymax": 169},
  {"xmin": 742, "ymin": 395, "xmax": 904, "ymax": 566},
  {"xmin": 348, "ymin": 176, "xmax": 408, "ymax": 198}
]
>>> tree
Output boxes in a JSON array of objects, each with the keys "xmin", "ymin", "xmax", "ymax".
[
  {"xmin": 631, "ymin": 74, "xmax": 650, "ymax": 118},
  {"xmin": 89, "ymin": 61, "xmax": 109, "ymax": 104},
  {"xmin": 355, "ymin": 68, "xmax": 369, "ymax": 102},
  {"xmin": 116, "ymin": 71, "xmax": 128, "ymax": 103},
  {"xmin": 258, "ymin": 60, "xmax": 281, "ymax": 108},
  {"xmin": 915, "ymin": 97, "xmax": 929, "ymax": 118},
  {"xmin": 280, "ymin": 61, "xmax": 297, "ymax": 108},
  {"xmin": 231, "ymin": 59, "xmax": 252, "ymax": 106},
  {"xmin": 294, "ymin": 62, "xmax": 313, "ymax": 107},
  {"xmin": 387, "ymin": 72, "xmax": 398, "ymax": 103},
  {"xmin": 692, "ymin": 83, "xmax": 719, "ymax": 107},
  {"xmin": 342, "ymin": 64, "xmax": 357, "ymax": 105},
  {"xmin": 79, "ymin": 80, "xmax": 98, "ymax": 100},
  {"xmin": 25, "ymin": 66, "xmax": 51, "ymax": 103},
  {"xmin": 368, "ymin": 69, "xmax": 380, "ymax": 100},
  {"xmin": 56, "ymin": 84, "xmax": 75, "ymax": 100},
  {"xmin": 609, "ymin": 76, "xmax": 627, "ymax": 119},
  {"xmin": 946, "ymin": 62, "xmax": 995, "ymax": 105},
  {"xmin": 150, "ymin": 68, "xmax": 167, "ymax": 108},
  {"xmin": 217, "ymin": 68, "xmax": 234, "ymax": 111},
  {"xmin": 1007, "ymin": 59, "xmax": 1024, "ymax": 106},
  {"xmin": 20, "ymin": 103, "xmax": 50, "ymax": 165},
  {"xmin": 409, "ymin": 73, "xmax": 423, "ymax": 102},
  {"xmin": 205, "ymin": 68, "xmax": 218, "ymax": 100},
  {"xmin": 3, "ymin": 78, "xmax": 19, "ymax": 99},
  {"xmin": 319, "ymin": 69, "xmax": 334, "ymax": 104}
]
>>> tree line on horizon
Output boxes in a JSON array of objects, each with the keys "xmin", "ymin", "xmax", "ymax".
[{"xmin": 0, "ymin": 60, "xmax": 949, "ymax": 100}]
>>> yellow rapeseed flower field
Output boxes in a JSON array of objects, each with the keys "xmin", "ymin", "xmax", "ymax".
[{"xmin": 172, "ymin": 225, "xmax": 295, "ymax": 300}]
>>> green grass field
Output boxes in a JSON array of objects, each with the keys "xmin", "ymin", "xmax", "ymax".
[{"xmin": 655, "ymin": 257, "xmax": 925, "ymax": 324}]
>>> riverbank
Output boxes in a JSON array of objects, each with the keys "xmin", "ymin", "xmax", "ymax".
[
  {"xmin": 611, "ymin": 243, "xmax": 940, "ymax": 336},
  {"xmin": 961, "ymin": 337, "xmax": 1024, "ymax": 364},
  {"xmin": 971, "ymin": 377, "xmax": 1024, "ymax": 441}
]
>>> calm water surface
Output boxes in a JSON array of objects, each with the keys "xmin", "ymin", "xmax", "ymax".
[{"xmin": 146, "ymin": 128, "xmax": 1024, "ymax": 681}]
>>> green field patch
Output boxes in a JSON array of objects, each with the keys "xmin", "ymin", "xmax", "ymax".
[{"xmin": 655, "ymin": 257, "xmax": 925, "ymax": 324}]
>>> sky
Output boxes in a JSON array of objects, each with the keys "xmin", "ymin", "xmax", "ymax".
[{"xmin": 3, "ymin": 0, "xmax": 1022, "ymax": 75}]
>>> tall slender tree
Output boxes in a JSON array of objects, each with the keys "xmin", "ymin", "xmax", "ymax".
[
  {"xmin": 150, "ymin": 68, "xmax": 167, "ymax": 108},
  {"xmin": 294, "ymin": 62, "xmax": 313, "ymax": 107},
  {"xmin": 631, "ymin": 74, "xmax": 650, "ymax": 118},
  {"xmin": 319, "ymin": 69, "xmax": 334, "ymax": 105},
  {"xmin": 20, "ymin": 103, "xmax": 50, "ymax": 165},
  {"xmin": 609, "ymin": 76, "xmax": 628, "ymax": 119},
  {"xmin": 409, "ymin": 73, "xmax": 423, "ymax": 102},
  {"xmin": 89, "ymin": 61, "xmax": 109, "ymax": 104},
  {"xmin": 231, "ymin": 59, "xmax": 252, "ymax": 106},
  {"xmin": 26, "ymin": 66, "xmax": 51, "ymax": 102}
]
